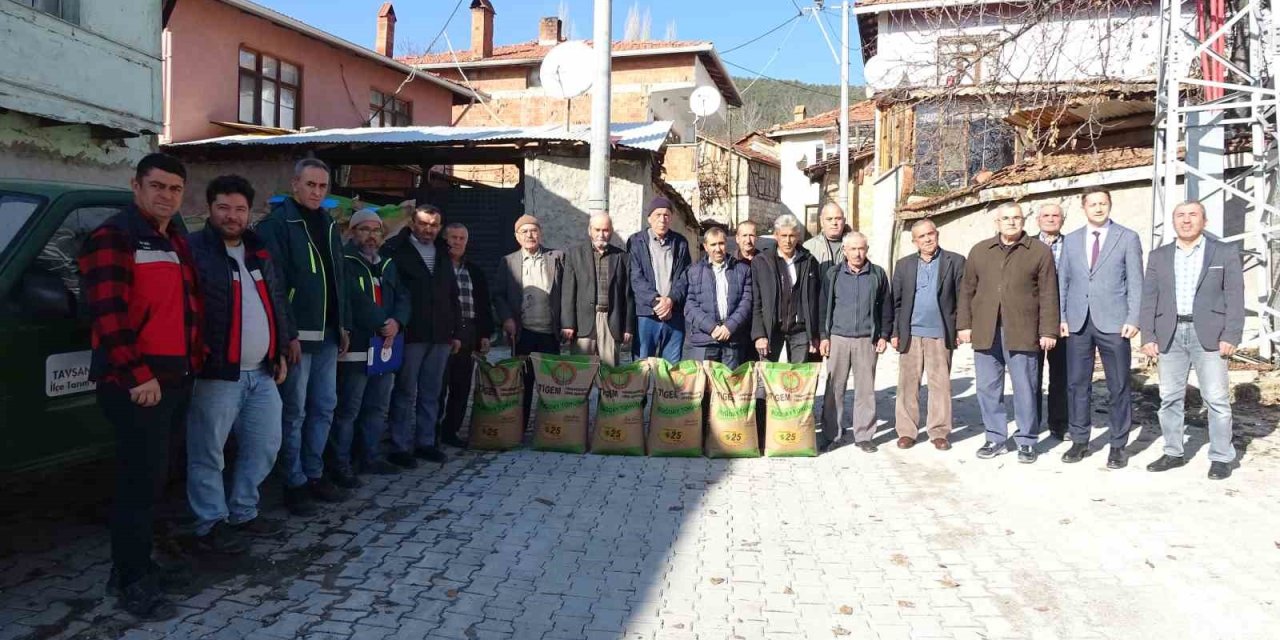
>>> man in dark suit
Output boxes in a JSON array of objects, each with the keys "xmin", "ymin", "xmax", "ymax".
[
  {"xmin": 628, "ymin": 197, "xmax": 691, "ymax": 363},
  {"xmin": 890, "ymin": 219, "xmax": 965, "ymax": 451},
  {"xmin": 1057, "ymin": 187, "xmax": 1145, "ymax": 469},
  {"xmin": 561, "ymin": 213, "xmax": 634, "ymax": 367},
  {"xmin": 438, "ymin": 222, "xmax": 494, "ymax": 448},
  {"xmin": 685, "ymin": 226, "xmax": 753, "ymax": 368},
  {"xmin": 750, "ymin": 214, "xmax": 820, "ymax": 364},
  {"xmin": 1140, "ymin": 200, "xmax": 1245, "ymax": 480},
  {"xmin": 494, "ymin": 214, "xmax": 563, "ymax": 428}
]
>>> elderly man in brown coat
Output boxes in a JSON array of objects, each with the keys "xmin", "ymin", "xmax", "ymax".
[{"xmin": 958, "ymin": 202, "xmax": 1060, "ymax": 464}]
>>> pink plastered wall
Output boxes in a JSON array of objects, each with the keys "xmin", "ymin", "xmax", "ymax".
[{"xmin": 164, "ymin": 0, "xmax": 456, "ymax": 143}]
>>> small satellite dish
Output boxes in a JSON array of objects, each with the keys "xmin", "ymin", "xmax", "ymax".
[
  {"xmin": 540, "ymin": 41, "xmax": 596, "ymax": 99},
  {"xmin": 690, "ymin": 85, "xmax": 722, "ymax": 118}
]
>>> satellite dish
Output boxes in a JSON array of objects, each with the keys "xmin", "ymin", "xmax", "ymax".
[
  {"xmin": 690, "ymin": 85, "xmax": 722, "ymax": 118},
  {"xmin": 540, "ymin": 41, "xmax": 596, "ymax": 99}
]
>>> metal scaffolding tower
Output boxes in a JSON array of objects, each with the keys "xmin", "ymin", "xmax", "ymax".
[{"xmin": 1152, "ymin": 0, "xmax": 1280, "ymax": 359}]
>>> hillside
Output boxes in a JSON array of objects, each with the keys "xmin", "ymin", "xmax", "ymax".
[{"xmin": 703, "ymin": 77, "xmax": 867, "ymax": 138}]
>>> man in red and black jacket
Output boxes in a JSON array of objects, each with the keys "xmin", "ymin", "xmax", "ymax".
[
  {"xmin": 186, "ymin": 175, "xmax": 293, "ymax": 557},
  {"xmin": 77, "ymin": 153, "xmax": 203, "ymax": 621}
]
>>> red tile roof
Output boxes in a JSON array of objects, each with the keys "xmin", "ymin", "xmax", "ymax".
[
  {"xmin": 769, "ymin": 100, "xmax": 877, "ymax": 134},
  {"xmin": 400, "ymin": 39, "xmax": 712, "ymax": 65}
]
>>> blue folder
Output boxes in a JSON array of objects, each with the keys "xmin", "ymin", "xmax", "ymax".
[{"xmin": 367, "ymin": 334, "xmax": 405, "ymax": 375}]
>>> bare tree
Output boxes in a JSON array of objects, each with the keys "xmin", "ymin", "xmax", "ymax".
[
  {"xmin": 624, "ymin": 3, "xmax": 652, "ymax": 41},
  {"xmin": 558, "ymin": 0, "xmax": 576, "ymax": 40},
  {"xmin": 664, "ymin": 19, "xmax": 677, "ymax": 41}
]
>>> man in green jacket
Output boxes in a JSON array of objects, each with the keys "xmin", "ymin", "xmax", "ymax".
[
  {"xmin": 330, "ymin": 210, "xmax": 410, "ymax": 485},
  {"xmin": 255, "ymin": 158, "xmax": 351, "ymax": 516}
]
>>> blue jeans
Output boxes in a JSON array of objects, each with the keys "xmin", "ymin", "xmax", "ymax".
[
  {"xmin": 1157, "ymin": 322, "xmax": 1235, "ymax": 463},
  {"xmin": 187, "ymin": 368, "xmax": 282, "ymax": 535},
  {"xmin": 332, "ymin": 363, "xmax": 396, "ymax": 473},
  {"xmin": 686, "ymin": 343, "xmax": 744, "ymax": 369},
  {"xmin": 637, "ymin": 315, "xmax": 685, "ymax": 363},
  {"xmin": 388, "ymin": 342, "xmax": 452, "ymax": 453},
  {"xmin": 279, "ymin": 342, "xmax": 339, "ymax": 488},
  {"xmin": 973, "ymin": 327, "xmax": 1041, "ymax": 447}
]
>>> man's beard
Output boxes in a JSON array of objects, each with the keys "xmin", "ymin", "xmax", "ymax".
[{"xmin": 216, "ymin": 223, "xmax": 244, "ymax": 241}]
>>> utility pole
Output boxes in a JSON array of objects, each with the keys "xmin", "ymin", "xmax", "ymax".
[
  {"xmin": 588, "ymin": 0, "xmax": 612, "ymax": 214},
  {"xmin": 838, "ymin": 0, "xmax": 850, "ymax": 212}
]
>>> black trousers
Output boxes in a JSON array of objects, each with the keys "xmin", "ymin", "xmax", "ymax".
[
  {"xmin": 439, "ymin": 320, "xmax": 478, "ymax": 439},
  {"xmin": 515, "ymin": 329, "xmax": 560, "ymax": 429},
  {"xmin": 1036, "ymin": 335, "xmax": 1068, "ymax": 435},
  {"xmin": 99, "ymin": 380, "xmax": 191, "ymax": 588},
  {"xmin": 767, "ymin": 327, "xmax": 819, "ymax": 364},
  {"xmin": 1066, "ymin": 317, "xmax": 1132, "ymax": 448}
]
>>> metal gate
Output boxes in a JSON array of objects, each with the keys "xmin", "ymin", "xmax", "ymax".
[{"xmin": 423, "ymin": 181, "xmax": 525, "ymax": 288}]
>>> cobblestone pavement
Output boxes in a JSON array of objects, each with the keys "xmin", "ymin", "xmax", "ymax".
[{"xmin": 3, "ymin": 349, "xmax": 1279, "ymax": 640}]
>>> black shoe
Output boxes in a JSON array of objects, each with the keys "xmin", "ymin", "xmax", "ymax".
[
  {"xmin": 1049, "ymin": 428, "xmax": 1068, "ymax": 441},
  {"xmin": 1017, "ymin": 445, "xmax": 1038, "ymax": 464},
  {"xmin": 193, "ymin": 521, "xmax": 248, "ymax": 555},
  {"xmin": 976, "ymin": 442, "xmax": 1005, "ymax": 459},
  {"xmin": 440, "ymin": 434, "xmax": 468, "ymax": 449},
  {"xmin": 283, "ymin": 484, "xmax": 317, "ymax": 516},
  {"xmin": 820, "ymin": 438, "xmax": 842, "ymax": 453},
  {"xmin": 414, "ymin": 446, "xmax": 448, "ymax": 463},
  {"xmin": 1207, "ymin": 461, "xmax": 1232, "ymax": 480},
  {"xmin": 118, "ymin": 575, "xmax": 177, "ymax": 621},
  {"xmin": 1146, "ymin": 455, "xmax": 1187, "ymax": 473},
  {"xmin": 387, "ymin": 451, "xmax": 418, "ymax": 469},
  {"xmin": 329, "ymin": 468, "xmax": 363, "ymax": 490},
  {"xmin": 1061, "ymin": 443, "xmax": 1089, "ymax": 464},
  {"xmin": 230, "ymin": 517, "xmax": 285, "ymax": 537},
  {"xmin": 107, "ymin": 561, "xmax": 191, "ymax": 597},
  {"xmin": 855, "ymin": 441, "xmax": 878, "ymax": 453},
  {"xmin": 360, "ymin": 459, "xmax": 403, "ymax": 476},
  {"xmin": 307, "ymin": 478, "xmax": 347, "ymax": 503},
  {"xmin": 1106, "ymin": 448, "xmax": 1127, "ymax": 470}
]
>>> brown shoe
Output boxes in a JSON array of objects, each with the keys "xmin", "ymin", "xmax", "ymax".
[
  {"xmin": 931, "ymin": 438, "xmax": 951, "ymax": 451},
  {"xmin": 896, "ymin": 437, "xmax": 916, "ymax": 449}
]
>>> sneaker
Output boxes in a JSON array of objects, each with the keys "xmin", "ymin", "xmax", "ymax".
[
  {"xmin": 360, "ymin": 459, "xmax": 402, "ymax": 476},
  {"xmin": 230, "ymin": 517, "xmax": 285, "ymax": 537},
  {"xmin": 414, "ymin": 446, "xmax": 448, "ymax": 463},
  {"xmin": 118, "ymin": 575, "xmax": 177, "ymax": 621},
  {"xmin": 329, "ymin": 468, "xmax": 363, "ymax": 490},
  {"xmin": 1017, "ymin": 445, "xmax": 1038, "ymax": 464},
  {"xmin": 387, "ymin": 451, "xmax": 418, "ymax": 469},
  {"xmin": 193, "ymin": 521, "xmax": 248, "ymax": 555},
  {"xmin": 440, "ymin": 433, "xmax": 468, "ymax": 449},
  {"xmin": 1207, "ymin": 461, "xmax": 1232, "ymax": 480},
  {"xmin": 307, "ymin": 478, "xmax": 347, "ymax": 503},
  {"xmin": 1146, "ymin": 455, "xmax": 1187, "ymax": 473},
  {"xmin": 1106, "ymin": 448, "xmax": 1127, "ymax": 470},
  {"xmin": 976, "ymin": 442, "xmax": 1005, "ymax": 459},
  {"xmin": 283, "ymin": 484, "xmax": 317, "ymax": 517},
  {"xmin": 1061, "ymin": 442, "xmax": 1089, "ymax": 464}
]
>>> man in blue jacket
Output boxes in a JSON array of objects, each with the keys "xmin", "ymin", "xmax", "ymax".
[
  {"xmin": 330, "ymin": 210, "xmax": 410, "ymax": 485},
  {"xmin": 254, "ymin": 158, "xmax": 351, "ymax": 516},
  {"xmin": 684, "ymin": 226, "xmax": 753, "ymax": 368},
  {"xmin": 628, "ymin": 197, "xmax": 691, "ymax": 363}
]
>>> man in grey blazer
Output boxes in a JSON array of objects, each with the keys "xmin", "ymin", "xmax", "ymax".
[
  {"xmin": 494, "ymin": 214, "xmax": 564, "ymax": 428},
  {"xmin": 1057, "ymin": 187, "xmax": 1145, "ymax": 469},
  {"xmin": 1140, "ymin": 200, "xmax": 1244, "ymax": 480}
]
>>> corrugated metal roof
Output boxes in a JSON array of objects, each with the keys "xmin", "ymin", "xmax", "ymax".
[{"xmin": 164, "ymin": 121, "xmax": 675, "ymax": 153}]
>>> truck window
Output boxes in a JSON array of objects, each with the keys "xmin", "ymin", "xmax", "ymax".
[
  {"xmin": 32, "ymin": 206, "xmax": 125, "ymax": 304},
  {"xmin": 0, "ymin": 193, "xmax": 46, "ymax": 256}
]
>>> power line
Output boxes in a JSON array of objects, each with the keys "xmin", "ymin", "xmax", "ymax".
[
  {"xmin": 739, "ymin": 16, "xmax": 804, "ymax": 95},
  {"xmin": 721, "ymin": 59, "xmax": 843, "ymax": 99},
  {"xmin": 720, "ymin": 13, "xmax": 803, "ymax": 54}
]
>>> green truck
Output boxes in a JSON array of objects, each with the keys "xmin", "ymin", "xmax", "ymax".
[{"xmin": 0, "ymin": 179, "xmax": 140, "ymax": 475}]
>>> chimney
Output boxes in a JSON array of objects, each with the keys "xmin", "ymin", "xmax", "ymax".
[
  {"xmin": 471, "ymin": 0, "xmax": 496, "ymax": 59},
  {"xmin": 376, "ymin": 3, "xmax": 396, "ymax": 57},
  {"xmin": 538, "ymin": 17, "xmax": 563, "ymax": 46},
  {"xmin": 793, "ymin": 105, "xmax": 807, "ymax": 122}
]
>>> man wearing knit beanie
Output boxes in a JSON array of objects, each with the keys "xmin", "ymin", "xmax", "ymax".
[
  {"xmin": 494, "ymin": 214, "xmax": 565, "ymax": 429},
  {"xmin": 627, "ymin": 197, "xmax": 691, "ymax": 363}
]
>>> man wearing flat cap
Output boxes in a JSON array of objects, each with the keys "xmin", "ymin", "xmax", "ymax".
[
  {"xmin": 495, "ymin": 214, "xmax": 564, "ymax": 429},
  {"xmin": 628, "ymin": 197, "xmax": 691, "ymax": 363}
]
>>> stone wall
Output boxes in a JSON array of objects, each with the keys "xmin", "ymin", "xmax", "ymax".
[{"xmin": 525, "ymin": 153, "xmax": 650, "ymax": 249}]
